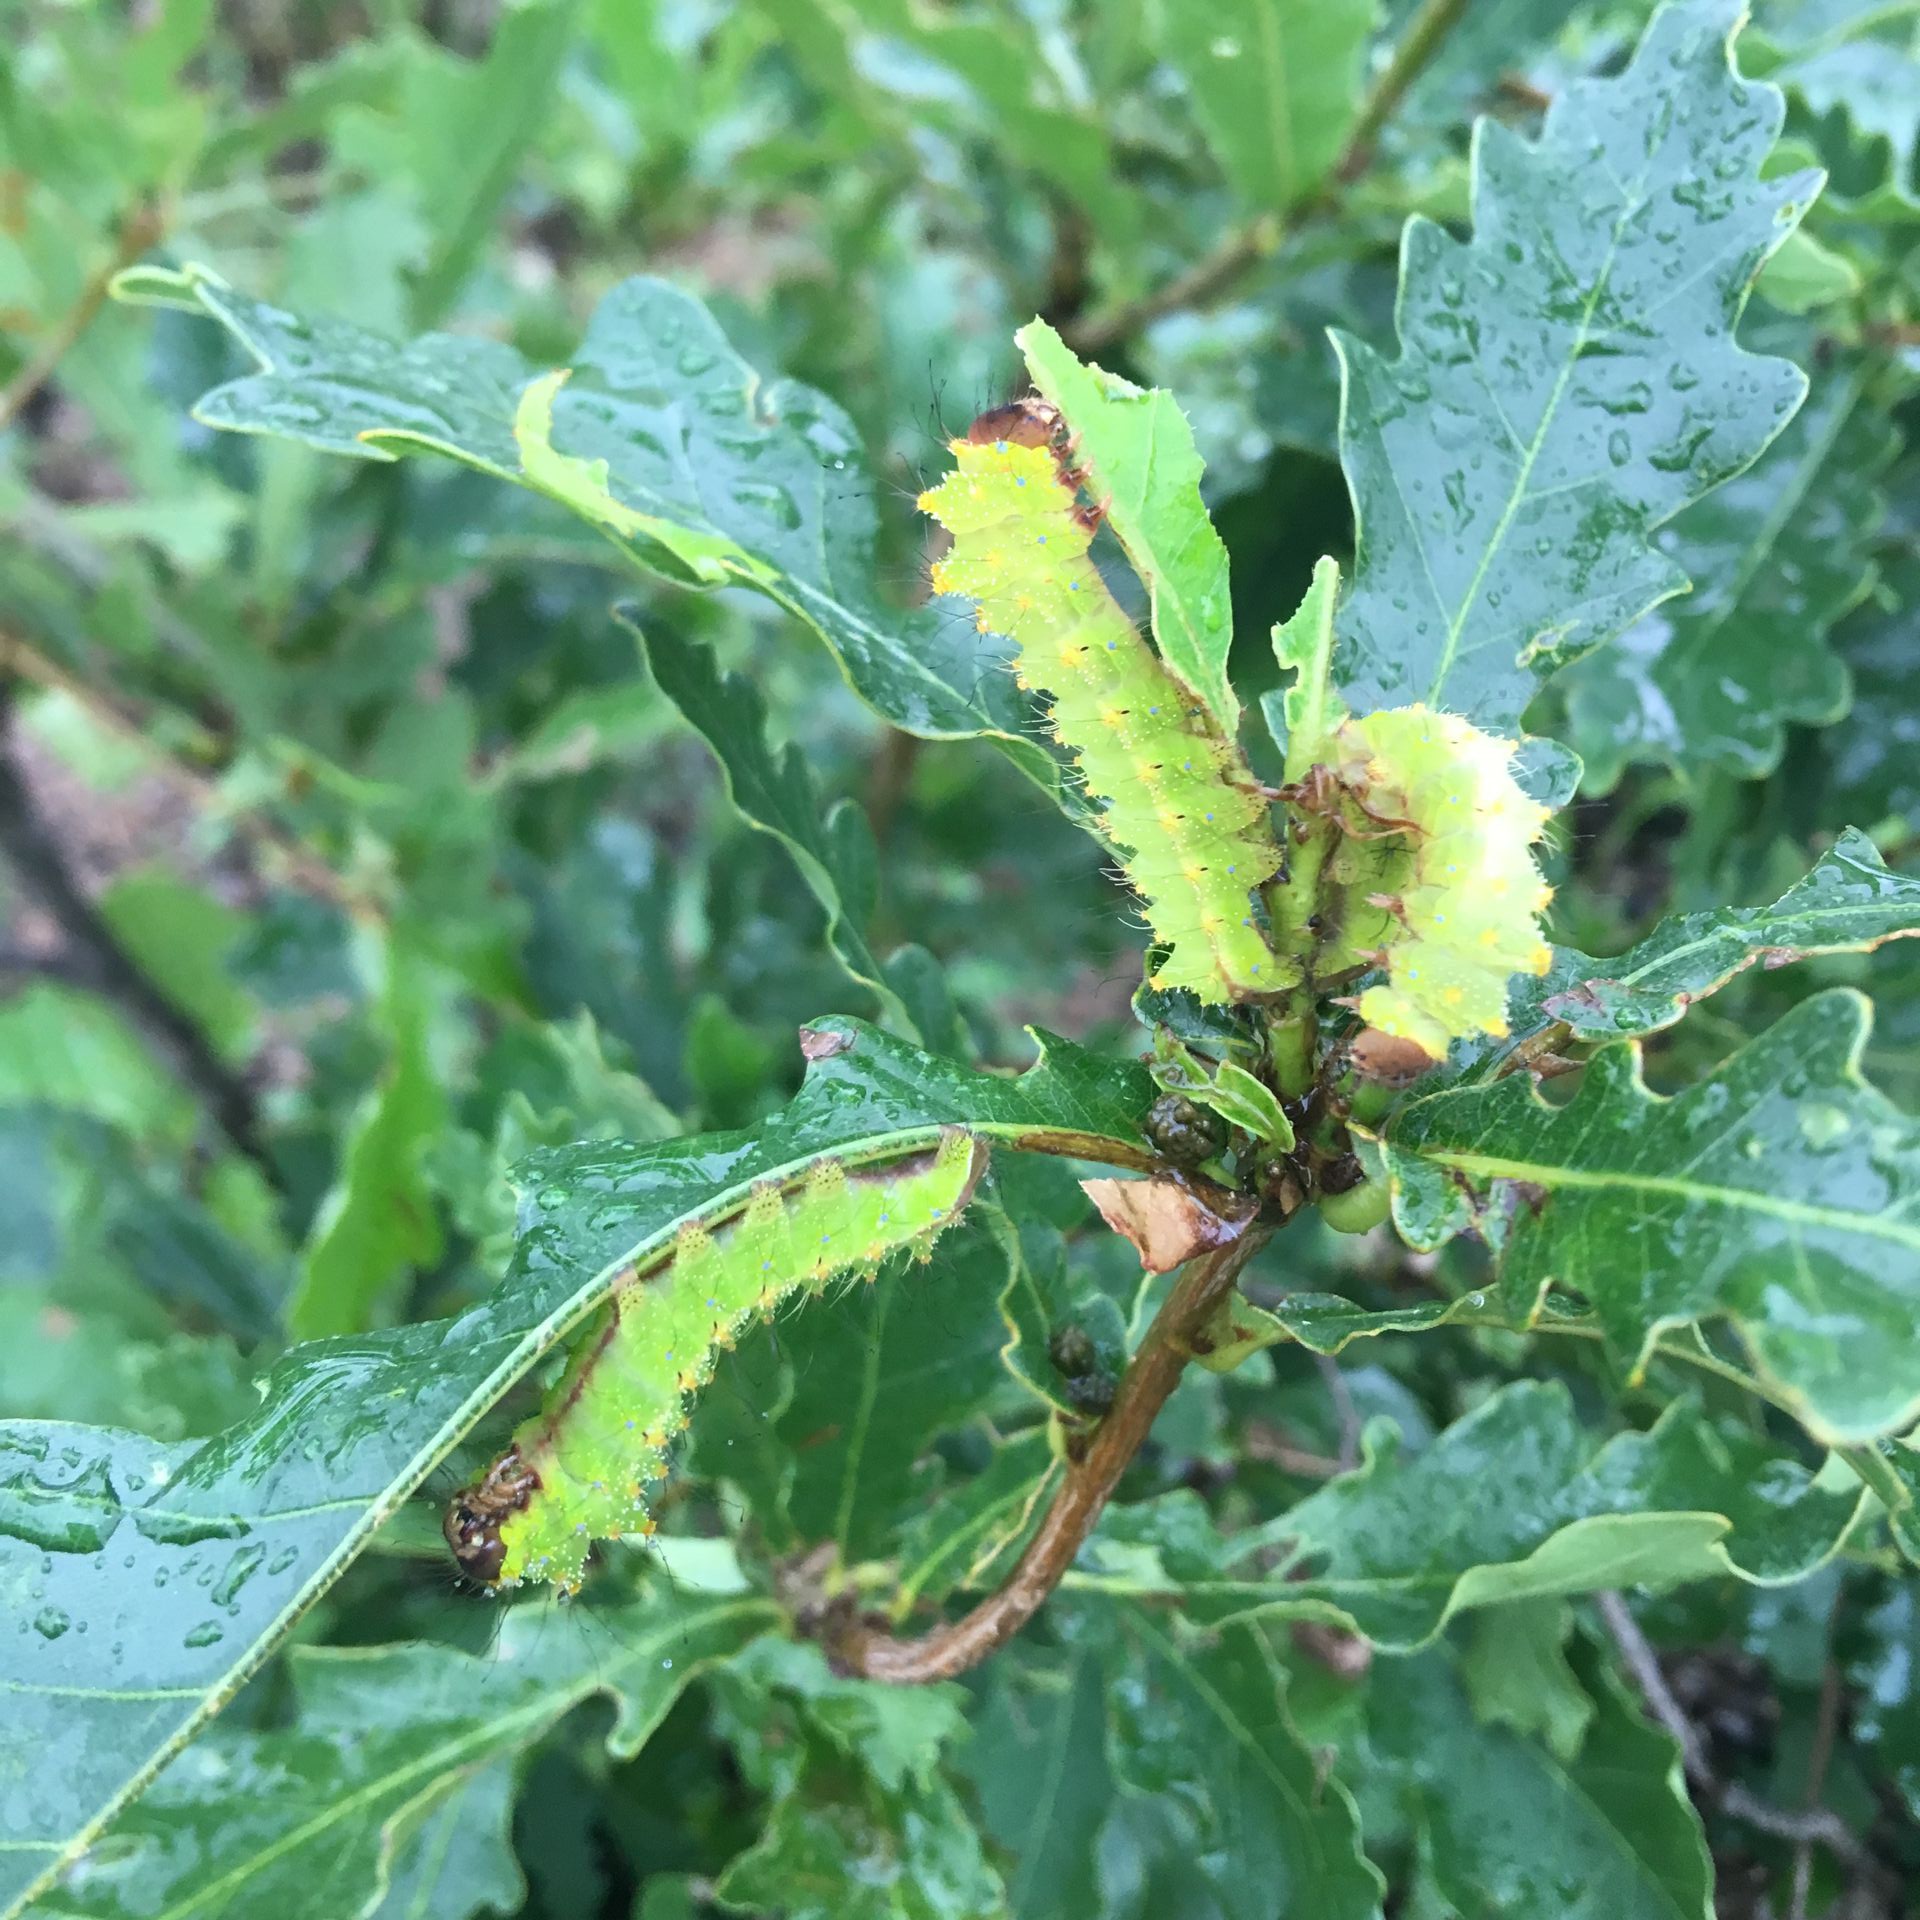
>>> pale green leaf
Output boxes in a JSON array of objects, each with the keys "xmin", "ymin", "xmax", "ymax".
[
  {"xmin": 398, "ymin": 0, "xmax": 579, "ymax": 324},
  {"xmin": 1152, "ymin": 0, "xmax": 1375, "ymax": 212},
  {"xmin": 1755, "ymin": 221, "xmax": 1863, "ymax": 310},
  {"xmin": 1461, "ymin": 1599, "xmax": 1596, "ymax": 1764},
  {"xmin": 290, "ymin": 945, "xmax": 447, "ymax": 1339},
  {"xmin": 1195, "ymin": 1060, "xmax": 1294, "ymax": 1146},
  {"xmin": 710, "ymin": 1640, "xmax": 1004, "ymax": 1920},
  {"xmin": 1017, "ymin": 320, "xmax": 1240, "ymax": 730},
  {"xmin": 0, "ymin": 985, "xmax": 196, "ymax": 1146},
  {"xmin": 1268, "ymin": 553, "xmax": 1343, "ymax": 780}
]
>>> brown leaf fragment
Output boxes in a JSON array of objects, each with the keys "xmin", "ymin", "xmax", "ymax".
[
  {"xmin": 1081, "ymin": 1175, "xmax": 1255, "ymax": 1273},
  {"xmin": 798, "ymin": 1024, "xmax": 855, "ymax": 1062},
  {"xmin": 1348, "ymin": 1028, "xmax": 1437, "ymax": 1086}
]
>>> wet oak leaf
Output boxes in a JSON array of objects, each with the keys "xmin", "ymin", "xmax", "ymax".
[
  {"xmin": 1385, "ymin": 990, "xmax": 1920, "ymax": 1444},
  {"xmin": 0, "ymin": 1021, "xmax": 1151, "ymax": 1914},
  {"xmin": 1329, "ymin": 0, "xmax": 1819, "ymax": 732}
]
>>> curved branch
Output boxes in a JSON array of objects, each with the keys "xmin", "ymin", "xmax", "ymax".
[{"xmin": 822, "ymin": 1223, "xmax": 1270, "ymax": 1684}]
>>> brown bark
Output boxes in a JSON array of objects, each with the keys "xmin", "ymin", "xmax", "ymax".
[{"xmin": 825, "ymin": 1226, "xmax": 1267, "ymax": 1684}]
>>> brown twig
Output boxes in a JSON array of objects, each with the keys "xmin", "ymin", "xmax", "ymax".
[
  {"xmin": 1595, "ymin": 1590, "xmax": 1710, "ymax": 1781},
  {"xmin": 1791, "ymin": 1613, "xmax": 1846, "ymax": 1920},
  {"xmin": 1243, "ymin": 1423, "xmax": 1346, "ymax": 1480},
  {"xmin": 0, "ymin": 198, "xmax": 164, "ymax": 435},
  {"xmin": 1316, "ymin": 1353, "xmax": 1363, "ymax": 1470},
  {"xmin": 866, "ymin": 729, "xmax": 921, "ymax": 850},
  {"xmin": 1596, "ymin": 1590, "xmax": 1880, "ymax": 1889},
  {"xmin": 0, "ymin": 630, "xmax": 368, "ymax": 916},
  {"xmin": 1065, "ymin": 0, "xmax": 1474, "ymax": 354},
  {"xmin": 823, "ymin": 1225, "xmax": 1270, "ymax": 1682},
  {"xmin": 1065, "ymin": 216, "xmax": 1282, "ymax": 356},
  {"xmin": 0, "ymin": 683, "xmax": 279, "ymax": 1182}
]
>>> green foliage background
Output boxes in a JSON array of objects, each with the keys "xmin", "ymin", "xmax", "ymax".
[{"xmin": 3, "ymin": 1, "xmax": 1920, "ymax": 1916}]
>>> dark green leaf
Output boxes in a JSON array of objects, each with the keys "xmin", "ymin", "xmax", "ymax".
[
  {"xmin": 963, "ymin": 1650, "xmax": 1110, "ymax": 1920},
  {"xmin": 893, "ymin": 1429, "xmax": 1055, "ymax": 1613},
  {"xmin": 1103, "ymin": 1608, "xmax": 1383, "ymax": 1920},
  {"xmin": 1558, "ymin": 352, "xmax": 1896, "ymax": 785},
  {"xmin": 1819, "ymin": 554, "xmax": 1920, "ymax": 839},
  {"xmin": 28, "ymin": 1581, "xmax": 773, "ymax": 1920},
  {"xmin": 1538, "ymin": 826, "xmax": 1920, "ymax": 1042},
  {"xmin": 1387, "ymin": 991, "xmax": 1920, "ymax": 1442},
  {"xmin": 711, "ymin": 1639, "xmax": 1004, "ymax": 1920},
  {"xmin": 0, "ymin": 1020, "xmax": 1149, "ymax": 1914},
  {"xmin": 1851, "ymin": 1584, "xmax": 1920, "ymax": 1823},
  {"xmin": 633, "ymin": 620, "xmax": 918, "ymax": 1038},
  {"xmin": 112, "ymin": 268, "xmax": 1051, "ymax": 789},
  {"xmin": 1097, "ymin": 1383, "xmax": 1864, "ymax": 1646},
  {"xmin": 1331, "ymin": 0, "xmax": 1816, "ymax": 730},
  {"xmin": 777, "ymin": 1222, "xmax": 1014, "ymax": 1562},
  {"xmin": 1370, "ymin": 1647, "xmax": 1712, "ymax": 1920}
]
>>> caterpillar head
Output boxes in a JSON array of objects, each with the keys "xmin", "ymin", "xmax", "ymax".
[
  {"xmin": 966, "ymin": 397, "xmax": 1063, "ymax": 450},
  {"xmin": 443, "ymin": 1445, "xmax": 541, "ymax": 1588}
]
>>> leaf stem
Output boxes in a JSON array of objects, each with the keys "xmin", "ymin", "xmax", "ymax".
[
  {"xmin": 0, "ymin": 197, "xmax": 163, "ymax": 434},
  {"xmin": 1335, "ymin": 0, "xmax": 1472, "ymax": 181},
  {"xmin": 821, "ymin": 1223, "xmax": 1269, "ymax": 1682},
  {"xmin": 1064, "ymin": 215, "xmax": 1282, "ymax": 356}
]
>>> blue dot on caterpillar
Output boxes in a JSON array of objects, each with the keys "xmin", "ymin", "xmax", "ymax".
[{"xmin": 965, "ymin": 397, "xmax": 1105, "ymax": 535}]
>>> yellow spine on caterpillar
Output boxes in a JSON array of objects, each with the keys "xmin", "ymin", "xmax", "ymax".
[
  {"xmin": 444, "ymin": 1130, "xmax": 986, "ymax": 1593},
  {"xmin": 1332, "ymin": 705, "xmax": 1553, "ymax": 1055},
  {"xmin": 919, "ymin": 435, "xmax": 1289, "ymax": 1003}
]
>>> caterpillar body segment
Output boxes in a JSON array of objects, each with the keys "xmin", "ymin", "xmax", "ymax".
[
  {"xmin": 1323, "ymin": 705, "xmax": 1554, "ymax": 1055},
  {"xmin": 448, "ymin": 1130, "xmax": 986, "ymax": 1592},
  {"xmin": 920, "ymin": 434, "xmax": 1289, "ymax": 1003}
]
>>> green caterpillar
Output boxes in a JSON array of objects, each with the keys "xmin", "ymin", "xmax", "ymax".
[
  {"xmin": 1318, "ymin": 705, "xmax": 1554, "ymax": 1055},
  {"xmin": 920, "ymin": 420, "xmax": 1288, "ymax": 1004},
  {"xmin": 445, "ymin": 1130, "xmax": 986, "ymax": 1591}
]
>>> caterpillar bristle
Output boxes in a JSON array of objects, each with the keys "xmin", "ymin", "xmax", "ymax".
[
  {"xmin": 449, "ymin": 1137, "xmax": 990, "ymax": 1591},
  {"xmin": 917, "ymin": 435, "xmax": 1291, "ymax": 1002}
]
